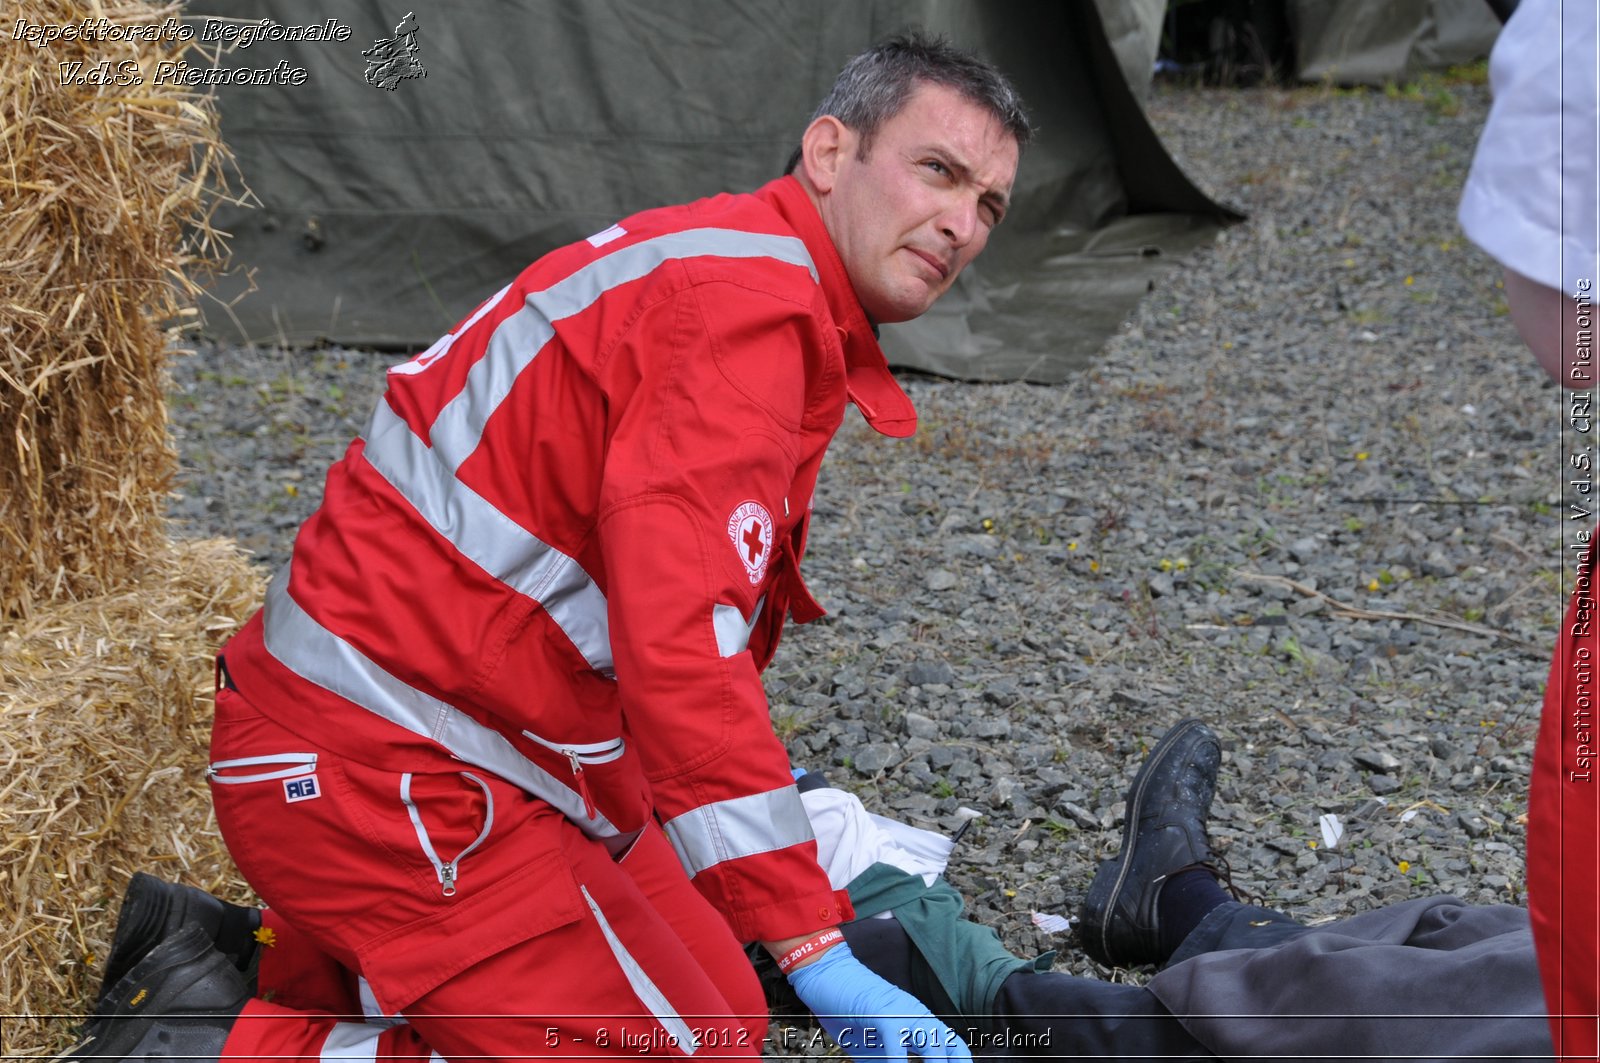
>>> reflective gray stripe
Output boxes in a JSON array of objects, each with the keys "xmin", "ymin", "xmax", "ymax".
[
  {"xmin": 319, "ymin": 1023, "xmax": 383, "ymax": 1063},
  {"xmin": 362, "ymin": 402, "xmax": 615, "ymax": 674},
  {"xmin": 260, "ymin": 567, "xmax": 623, "ymax": 840},
  {"xmin": 711, "ymin": 596, "xmax": 764, "ymax": 658},
  {"xmin": 360, "ymin": 229, "xmax": 816, "ymax": 674},
  {"xmin": 580, "ymin": 885, "xmax": 698, "ymax": 1055},
  {"xmin": 660, "ymin": 786, "xmax": 815, "ymax": 877},
  {"xmin": 427, "ymin": 228, "xmax": 818, "ymax": 471}
]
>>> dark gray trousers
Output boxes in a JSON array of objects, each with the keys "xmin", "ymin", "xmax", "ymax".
[{"xmin": 846, "ymin": 901, "xmax": 1306, "ymax": 1060}]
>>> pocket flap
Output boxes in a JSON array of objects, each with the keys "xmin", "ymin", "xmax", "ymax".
[{"xmin": 355, "ymin": 845, "xmax": 585, "ymax": 1013}]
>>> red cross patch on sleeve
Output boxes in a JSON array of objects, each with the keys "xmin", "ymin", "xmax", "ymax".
[{"xmin": 727, "ymin": 500, "xmax": 774, "ymax": 585}]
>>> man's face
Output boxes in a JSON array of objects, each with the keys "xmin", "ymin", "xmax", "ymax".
[{"xmin": 813, "ymin": 82, "xmax": 1020, "ymax": 324}]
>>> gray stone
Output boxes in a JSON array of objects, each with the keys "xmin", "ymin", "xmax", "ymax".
[
  {"xmin": 1056, "ymin": 801, "xmax": 1101, "ymax": 830},
  {"xmin": 853, "ymin": 743, "xmax": 898, "ymax": 775},
  {"xmin": 906, "ymin": 660, "xmax": 956, "ymax": 687},
  {"xmin": 973, "ymin": 717, "xmax": 1013, "ymax": 739},
  {"xmin": 1366, "ymin": 774, "xmax": 1403, "ymax": 796},
  {"xmin": 1352, "ymin": 749, "xmax": 1403, "ymax": 773}
]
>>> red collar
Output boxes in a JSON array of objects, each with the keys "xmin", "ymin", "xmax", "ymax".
[{"xmin": 756, "ymin": 176, "xmax": 918, "ymax": 439}]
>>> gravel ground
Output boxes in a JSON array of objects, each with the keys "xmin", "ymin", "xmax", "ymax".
[{"xmin": 169, "ymin": 76, "xmax": 1553, "ymax": 1009}]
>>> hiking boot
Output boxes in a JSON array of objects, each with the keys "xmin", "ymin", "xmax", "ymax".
[
  {"xmin": 1079, "ymin": 718, "xmax": 1222, "ymax": 969},
  {"xmin": 96, "ymin": 873, "xmax": 260, "ymax": 1012},
  {"xmin": 64, "ymin": 924, "xmax": 249, "ymax": 1061}
]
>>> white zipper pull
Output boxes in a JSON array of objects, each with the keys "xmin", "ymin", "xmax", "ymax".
[{"xmin": 400, "ymin": 772, "xmax": 494, "ymax": 901}]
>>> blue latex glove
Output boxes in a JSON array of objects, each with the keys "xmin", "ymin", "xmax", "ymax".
[{"xmin": 785, "ymin": 941, "xmax": 972, "ymax": 1061}]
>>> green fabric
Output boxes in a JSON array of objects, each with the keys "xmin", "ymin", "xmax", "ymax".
[
  {"xmin": 845, "ymin": 862, "xmax": 1048, "ymax": 1022},
  {"xmin": 1289, "ymin": 0, "xmax": 1498, "ymax": 85},
  {"xmin": 189, "ymin": 0, "xmax": 1239, "ymax": 382}
]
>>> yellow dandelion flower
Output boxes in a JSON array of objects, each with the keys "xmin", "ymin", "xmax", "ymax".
[
  {"xmin": 1308, "ymin": 840, "xmax": 1318, "ymax": 850},
  {"xmin": 1159, "ymin": 558, "xmax": 1173, "ymax": 572},
  {"xmin": 1222, "ymin": 341, "xmax": 1234, "ymax": 350},
  {"xmin": 254, "ymin": 926, "xmax": 279, "ymax": 948},
  {"xmin": 1175, "ymin": 558, "xmax": 1190, "ymax": 570},
  {"xmin": 1355, "ymin": 451, "xmax": 1368, "ymax": 461},
  {"xmin": 1368, "ymin": 579, "xmax": 1380, "ymax": 592},
  {"xmin": 1089, "ymin": 560, "xmax": 1100, "ymax": 573},
  {"xmin": 285, "ymin": 483, "xmax": 299, "ymax": 497},
  {"xmin": 1068, "ymin": 541, "xmax": 1078, "ymax": 551},
  {"xmin": 1404, "ymin": 276, "xmax": 1414, "ymax": 286},
  {"xmin": 1398, "ymin": 860, "xmax": 1411, "ymax": 874},
  {"xmin": 1343, "ymin": 257, "xmax": 1356, "ymax": 268}
]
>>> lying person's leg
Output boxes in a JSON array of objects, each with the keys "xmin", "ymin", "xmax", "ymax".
[
  {"xmin": 1079, "ymin": 718, "xmax": 1309, "ymax": 968},
  {"xmin": 843, "ymin": 916, "xmax": 1213, "ymax": 1060},
  {"xmin": 823, "ymin": 718, "xmax": 1549, "ymax": 1062},
  {"xmin": 1089, "ymin": 722, "xmax": 1551, "ymax": 1061}
]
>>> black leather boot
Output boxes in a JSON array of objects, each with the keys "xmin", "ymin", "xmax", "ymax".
[
  {"xmin": 65, "ymin": 924, "xmax": 250, "ymax": 1061},
  {"xmin": 1079, "ymin": 718, "xmax": 1222, "ymax": 969},
  {"xmin": 96, "ymin": 873, "xmax": 260, "ymax": 1012}
]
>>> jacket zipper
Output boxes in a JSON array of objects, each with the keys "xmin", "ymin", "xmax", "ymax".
[
  {"xmin": 400, "ymin": 771, "xmax": 495, "ymax": 897},
  {"xmin": 520, "ymin": 731, "xmax": 625, "ymax": 821}
]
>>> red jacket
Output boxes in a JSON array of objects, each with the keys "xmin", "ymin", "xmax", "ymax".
[{"xmin": 222, "ymin": 175, "xmax": 917, "ymax": 943}]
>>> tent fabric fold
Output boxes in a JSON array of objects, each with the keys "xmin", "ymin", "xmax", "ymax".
[{"xmin": 195, "ymin": 0, "xmax": 1240, "ymax": 383}]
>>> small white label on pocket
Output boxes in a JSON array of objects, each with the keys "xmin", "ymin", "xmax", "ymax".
[{"xmin": 284, "ymin": 774, "xmax": 322, "ymax": 803}]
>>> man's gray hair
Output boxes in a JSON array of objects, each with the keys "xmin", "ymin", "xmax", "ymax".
[{"xmin": 787, "ymin": 32, "xmax": 1031, "ymax": 173}]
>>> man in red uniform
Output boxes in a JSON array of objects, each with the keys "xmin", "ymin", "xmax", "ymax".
[{"xmin": 70, "ymin": 33, "xmax": 1028, "ymax": 1063}]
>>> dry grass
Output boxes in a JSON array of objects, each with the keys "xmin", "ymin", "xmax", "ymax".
[
  {"xmin": 0, "ymin": 537, "xmax": 263, "ymax": 1055},
  {"xmin": 0, "ymin": 0, "xmax": 238, "ymax": 620},
  {"xmin": 0, "ymin": 1, "xmax": 261, "ymax": 1053}
]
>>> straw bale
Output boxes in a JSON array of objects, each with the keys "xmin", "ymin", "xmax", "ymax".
[
  {"xmin": 0, "ymin": 0, "xmax": 238, "ymax": 620},
  {"xmin": 0, "ymin": 537, "xmax": 263, "ymax": 1055}
]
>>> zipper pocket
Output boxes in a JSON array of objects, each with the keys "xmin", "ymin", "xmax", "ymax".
[
  {"xmin": 206, "ymin": 753, "xmax": 317, "ymax": 784},
  {"xmin": 400, "ymin": 771, "xmax": 495, "ymax": 897},
  {"xmin": 520, "ymin": 731, "xmax": 626, "ymax": 821}
]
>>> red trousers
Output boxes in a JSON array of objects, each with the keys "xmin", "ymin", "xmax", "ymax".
[
  {"xmin": 209, "ymin": 685, "xmax": 766, "ymax": 1061},
  {"xmin": 1531, "ymin": 546, "xmax": 1600, "ymax": 1059}
]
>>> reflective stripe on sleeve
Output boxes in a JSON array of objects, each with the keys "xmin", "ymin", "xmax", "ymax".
[
  {"xmin": 660, "ymin": 786, "xmax": 815, "ymax": 877},
  {"xmin": 260, "ymin": 567, "xmax": 624, "ymax": 840}
]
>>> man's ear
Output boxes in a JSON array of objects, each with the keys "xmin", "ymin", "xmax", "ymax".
[{"xmin": 799, "ymin": 116, "xmax": 850, "ymax": 194}]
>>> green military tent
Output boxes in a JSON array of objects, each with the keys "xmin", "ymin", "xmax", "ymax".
[{"xmin": 190, "ymin": 0, "xmax": 1239, "ymax": 383}]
